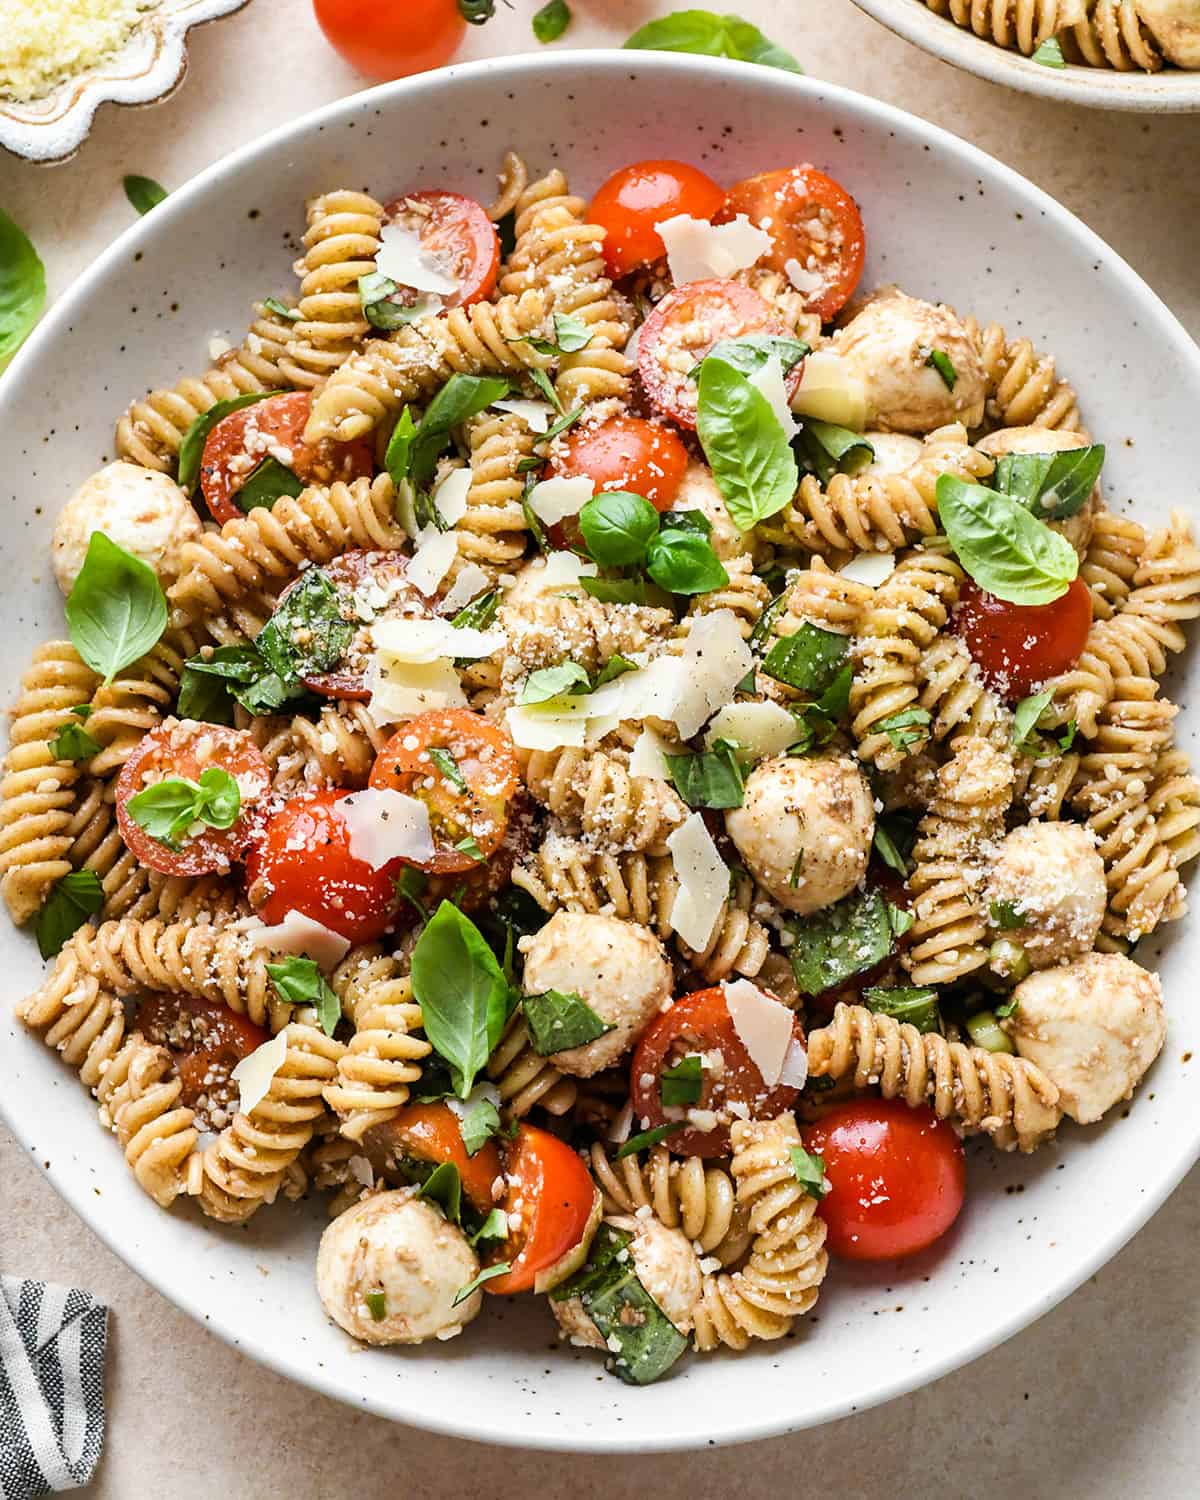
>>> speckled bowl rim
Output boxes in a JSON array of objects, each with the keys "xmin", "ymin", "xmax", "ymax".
[
  {"xmin": 851, "ymin": 0, "xmax": 1200, "ymax": 109},
  {"xmin": 2, "ymin": 52, "xmax": 1199, "ymax": 1451}
]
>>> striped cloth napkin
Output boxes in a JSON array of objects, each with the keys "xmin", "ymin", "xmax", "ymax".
[{"xmin": 0, "ymin": 1278, "xmax": 107, "ymax": 1497}]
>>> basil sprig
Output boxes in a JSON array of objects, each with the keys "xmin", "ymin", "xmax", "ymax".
[
  {"xmin": 936, "ymin": 475, "xmax": 1079, "ymax": 605},
  {"xmin": 36, "ymin": 870, "xmax": 104, "ymax": 961},
  {"xmin": 255, "ymin": 568, "xmax": 354, "ymax": 687},
  {"xmin": 696, "ymin": 354, "xmax": 798, "ymax": 532},
  {"xmin": 990, "ymin": 444, "xmax": 1104, "ymax": 522},
  {"xmin": 386, "ymin": 374, "xmax": 511, "ymax": 489},
  {"xmin": 665, "ymin": 740, "xmax": 745, "ymax": 809},
  {"xmin": 235, "ymin": 456, "xmax": 304, "ymax": 512},
  {"xmin": 578, "ymin": 491, "xmax": 728, "ymax": 595},
  {"xmin": 646, "ymin": 527, "xmax": 728, "ymax": 595},
  {"xmin": 411, "ymin": 902, "xmax": 515, "ymax": 1097},
  {"xmin": 176, "ymin": 391, "xmax": 276, "ymax": 491},
  {"xmin": 524, "ymin": 989, "xmax": 613, "ymax": 1055},
  {"xmin": 65, "ymin": 533, "xmax": 167, "ymax": 684},
  {"xmin": 126, "ymin": 766, "xmax": 241, "ymax": 849},
  {"xmin": 266, "ymin": 955, "xmax": 341, "ymax": 1036},
  {"xmin": 0, "ymin": 208, "xmax": 45, "ymax": 369},
  {"xmin": 661, "ymin": 1054, "xmax": 703, "ymax": 1107},
  {"xmin": 579, "ymin": 491, "xmax": 659, "ymax": 567},
  {"xmin": 862, "ymin": 985, "xmax": 942, "ymax": 1034},
  {"xmin": 178, "ymin": 642, "xmax": 306, "ymax": 724},
  {"xmin": 625, "ymin": 9, "xmax": 803, "ymax": 72},
  {"xmin": 788, "ymin": 886, "xmax": 899, "ymax": 997},
  {"xmin": 123, "ymin": 175, "xmax": 168, "ymax": 215}
]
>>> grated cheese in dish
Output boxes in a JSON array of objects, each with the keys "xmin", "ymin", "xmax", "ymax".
[{"xmin": 0, "ymin": 0, "xmax": 160, "ymax": 103}]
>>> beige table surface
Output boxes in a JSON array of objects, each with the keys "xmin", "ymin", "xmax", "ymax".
[{"xmin": 2, "ymin": 1, "xmax": 1199, "ymax": 1495}]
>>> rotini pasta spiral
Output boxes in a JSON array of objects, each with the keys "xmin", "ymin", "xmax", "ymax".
[
  {"xmin": 1071, "ymin": 1, "xmax": 1163, "ymax": 69},
  {"xmin": 779, "ymin": 555, "xmax": 873, "ymax": 638},
  {"xmin": 918, "ymin": 633, "xmax": 1011, "ymax": 749},
  {"xmin": 487, "ymin": 149, "xmax": 529, "ymax": 223},
  {"xmin": 17, "ymin": 955, "xmax": 126, "ymax": 1092},
  {"xmin": 452, "ymin": 410, "xmax": 538, "ymax": 585},
  {"xmin": 501, "ymin": 588, "xmax": 674, "ymax": 684},
  {"xmin": 325, "ymin": 946, "xmax": 431, "ymax": 1141},
  {"xmin": 968, "ymin": 316, "xmax": 1086, "ymax": 433},
  {"xmin": 95, "ymin": 1034, "xmax": 199, "ymax": 1208},
  {"xmin": 923, "ymin": 0, "xmax": 1087, "ymax": 55},
  {"xmin": 486, "ymin": 1012, "xmax": 577, "ymax": 1118},
  {"xmin": 522, "ymin": 739, "xmax": 688, "ymax": 854},
  {"xmin": 1149, "ymin": 747, "xmax": 1200, "ymax": 870},
  {"xmin": 84, "ymin": 626, "xmax": 209, "ymax": 777},
  {"xmin": 238, "ymin": 700, "xmax": 388, "ymax": 790},
  {"xmin": 1081, "ymin": 510, "xmax": 1146, "ymax": 621},
  {"xmin": 587, "ymin": 1143, "xmax": 752, "ymax": 1268},
  {"xmin": 1011, "ymin": 749, "xmax": 1081, "ymax": 822}
]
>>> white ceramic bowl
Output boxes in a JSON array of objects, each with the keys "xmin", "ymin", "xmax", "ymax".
[
  {"xmin": 853, "ymin": 0, "xmax": 1200, "ymax": 110},
  {"xmin": 1, "ymin": 52, "xmax": 1197, "ymax": 1452}
]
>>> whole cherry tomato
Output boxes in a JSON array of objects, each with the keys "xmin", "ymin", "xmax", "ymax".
[
  {"xmin": 589, "ymin": 159, "xmax": 725, "ymax": 279},
  {"xmin": 544, "ymin": 413, "xmax": 689, "ymax": 547},
  {"xmin": 312, "ymin": 0, "xmax": 478, "ymax": 81}
]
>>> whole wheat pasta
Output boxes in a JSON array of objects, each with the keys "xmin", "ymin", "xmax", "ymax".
[
  {"xmin": 486, "ymin": 1012, "xmax": 577, "ymax": 1119},
  {"xmin": 588, "ymin": 1143, "xmax": 752, "ymax": 1269},
  {"xmin": 325, "ymin": 946, "xmax": 431, "ymax": 1141}
]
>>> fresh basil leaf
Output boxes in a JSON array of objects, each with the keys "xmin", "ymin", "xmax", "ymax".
[
  {"xmin": 48, "ymin": 721, "xmax": 101, "ymax": 762},
  {"xmin": 524, "ymin": 989, "xmax": 614, "ymax": 1055},
  {"xmin": 665, "ymin": 740, "xmax": 745, "ymax": 809},
  {"xmin": 592, "ymin": 654, "xmax": 637, "ymax": 689},
  {"xmin": 123, "ymin": 175, "xmax": 167, "ymax": 215},
  {"xmin": 788, "ymin": 886, "xmax": 896, "ymax": 997},
  {"xmin": 761, "ymin": 621, "xmax": 848, "ymax": 695},
  {"xmin": 127, "ymin": 767, "xmax": 241, "ymax": 848},
  {"xmin": 550, "ymin": 1223, "xmax": 688, "ymax": 1386},
  {"xmin": 451, "ymin": 589, "xmax": 499, "ymax": 632},
  {"xmin": 179, "ymin": 642, "xmax": 303, "ymax": 723},
  {"xmin": 614, "ymin": 1123, "xmax": 685, "ymax": 1160},
  {"xmin": 1032, "ymin": 35, "xmax": 1066, "ymax": 66},
  {"xmin": 580, "ymin": 576, "xmax": 650, "ymax": 605},
  {"xmin": 452, "ymin": 1262, "xmax": 512, "ymax": 1306},
  {"xmin": 863, "ymin": 985, "xmax": 941, "ymax": 1034},
  {"xmin": 579, "ymin": 491, "xmax": 659, "ymax": 567},
  {"xmin": 385, "ymin": 406, "xmax": 418, "ymax": 488},
  {"xmin": 541, "ymin": 403, "xmax": 586, "ymax": 444},
  {"xmin": 176, "ymin": 391, "xmax": 277, "ymax": 491},
  {"xmin": 394, "ymin": 867, "xmax": 430, "ymax": 921},
  {"xmin": 794, "ymin": 420, "xmax": 874, "ymax": 486},
  {"xmin": 624, "ymin": 10, "xmax": 803, "ymax": 72},
  {"xmin": 936, "ymin": 475, "xmax": 1079, "ymax": 605},
  {"xmin": 924, "ymin": 349, "xmax": 957, "ymax": 390},
  {"xmin": 256, "ymin": 568, "xmax": 354, "ymax": 687},
  {"xmin": 992, "ymin": 445, "xmax": 1105, "ymax": 523},
  {"xmin": 65, "ymin": 533, "xmax": 167, "ymax": 685},
  {"xmin": 887, "ymin": 903, "xmax": 913, "ymax": 937},
  {"xmin": 645, "ymin": 529, "xmax": 729, "ymax": 596},
  {"xmin": 409, "ymin": 375, "xmax": 511, "ymax": 485},
  {"xmin": 235, "ymin": 456, "xmax": 304, "ymax": 513},
  {"xmin": 0, "ymin": 209, "xmax": 45, "ymax": 369},
  {"xmin": 364, "ymin": 1290, "xmax": 387, "ymax": 1321},
  {"xmin": 696, "ymin": 355, "xmax": 798, "ymax": 533},
  {"xmin": 1012, "ymin": 688, "xmax": 1054, "ymax": 751},
  {"xmin": 472, "ymin": 885, "xmax": 549, "ymax": 981},
  {"xmin": 418, "ymin": 1161, "xmax": 463, "ymax": 1224},
  {"xmin": 263, "ymin": 296, "xmax": 301, "ymax": 322},
  {"xmin": 532, "ymin": 0, "xmax": 572, "ymax": 41},
  {"xmin": 660, "ymin": 1053, "xmax": 703, "ymax": 1107},
  {"xmin": 527, "ymin": 366, "xmax": 563, "ymax": 414},
  {"xmin": 788, "ymin": 1144, "xmax": 830, "ymax": 1198},
  {"xmin": 522, "ymin": 311, "xmax": 591, "ymax": 356},
  {"xmin": 872, "ymin": 812, "xmax": 917, "ymax": 877},
  {"xmin": 877, "ymin": 706, "xmax": 931, "ymax": 752},
  {"xmin": 658, "ymin": 509, "xmax": 712, "ymax": 538},
  {"xmin": 36, "ymin": 870, "xmax": 104, "ymax": 960},
  {"xmin": 519, "ymin": 661, "xmax": 591, "ymax": 705},
  {"xmin": 460, "ymin": 1097, "xmax": 502, "ymax": 1156},
  {"xmin": 358, "ymin": 271, "xmax": 428, "ymax": 332},
  {"xmin": 691, "ymin": 334, "xmax": 809, "ymax": 380},
  {"xmin": 994, "ymin": 995, "xmax": 1020, "ymax": 1020},
  {"xmin": 266, "ymin": 955, "xmax": 341, "ymax": 1036},
  {"xmin": 411, "ymin": 902, "xmax": 511, "ymax": 1097}
]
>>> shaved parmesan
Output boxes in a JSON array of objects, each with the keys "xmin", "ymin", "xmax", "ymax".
[
  {"xmin": 783, "ymin": 257, "xmax": 823, "ymax": 297},
  {"xmin": 582, "ymin": 654, "xmax": 685, "ymax": 744},
  {"xmin": 441, "ymin": 564, "xmax": 492, "ymax": 615},
  {"xmin": 505, "ymin": 701, "xmax": 589, "ymax": 751},
  {"xmin": 840, "ymin": 551, "xmax": 895, "ymax": 587},
  {"xmin": 779, "ymin": 1036, "xmax": 809, "ymax": 1090},
  {"xmin": 671, "ymin": 611, "xmax": 754, "ymax": 738},
  {"xmin": 492, "ymin": 398, "xmax": 556, "ymax": 434},
  {"xmin": 749, "ymin": 356, "xmax": 799, "ymax": 440},
  {"xmin": 723, "ymin": 979, "xmax": 796, "ymax": 1089},
  {"xmin": 247, "ymin": 909, "xmax": 351, "ymax": 970},
  {"xmin": 527, "ymin": 474, "xmax": 594, "ymax": 525},
  {"xmin": 376, "ymin": 222, "xmax": 460, "ymax": 297},
  {"xmin": 530, "ymin": 551, "xmax": 599, "ymax": 593},
  {"xmin": 704, "ymin": 701, "xmax": 798, "ymax": 761},
  {"xmin": 231, "ymin": 1031, "xmax": 288, "ymax": 1118},
  {"xmin": 608, "ymin": 1099, "xmax": 634, "ymax": 1145},
  {"xmin": 368, "ymin": 657, "xmax": 467, "ymax": 723},
  {"xmin": 656, "ymin": 213, "xmax": 771, "ymax": 287},
  {"xmin": 791, "ymin": 349, "xmax": 868, "ymax": 430},
  {"xmin": 433, "ymin": 468, "xmax": 472, "ymax": 528},
  {"xmin": 337, "ymin": 788, "xmax": 435, "ymax": 869},
  {"xmin": 371, "ymin": 616, "xmax": 501, "ymax": 662},
  {"xmin": 407, "ymin": 529, "xmax": 459, "ymax": 595},
  {"xmin": 667, "ymin": 813, "xmax": 730, "ymax": 951},
  {"xmin": 629, "ymin": 725, "xmax": 681, "ymax": 781}
]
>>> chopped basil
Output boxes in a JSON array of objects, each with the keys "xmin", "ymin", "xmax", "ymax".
[
  {"xmin": 994, "ymin": 994, "xmax": 1020, "ymax": 1020},
  {"xmin": 761, "ymin": 621, "xmax": 848, "ymax": 695},
  {"xmin": 1058, "ymin": 719, "xmax": 1077, "ymax": 751},
  {"xmin": 176, "ymin": 391, "xmax": 276, "ymax": 491},
  {"xmin": 469, "ymin": 1207, "xmax": 510, "ymax": 1246},
  {"xmin": 524, "ymin": 989, "xmax": 614, "ymax": 1055},
  {"xmin": 989, "ymin": 899, "xmax": 1026, "ymax": 930},
  {"xmin": 47, "ymin": 720, "xmax": 101, "ymax": 762},
  {"xmin": 428, "ymin": 746, "xmax": 467, "ymax": 792},
  {"xmin": 527, "ymin": 366, "xmax": 564, "ymax": 413},
  {"xmin": 887, "ymin": 903, "xmax": 913, "ymax": 937},
  {"xmin": 540, "ymin": 403, "xmax": 585, "ymax": 444},
  {"xmin": 1032, "ymin": 35, "xmax": 1066, "ymax": 67},
  {"xmin": 265, "ymin": 955, "xmax": 341, "ymax": 1036},
  {"xmin": 389, "ymin": 375, "xmax": 511, "ymax": 487},
  {"xmin": 385, "ymin": 407, "xmax": 417, "ymax": 490},
  {"xmin": 358, "ymin": 270, "xmax": 427, "ymax": 331},
  {"xmin": 550, "ymin": 1223, "xmax": 688, "ymax": 1385},
  {"xmin": 126, "ymin": 766, "xmax": 240, "ymax": 850},
  {"xmin": 788, "ymin": 1144, "xmax": 830, "ymax": 1198},
  {"xmin": 696, "ymin": 354, "xmax": 798, "ymax": 532},
  {"xmin": 691, "ymin": 333, "xmax": 809, "ymax": 381},
  {"xmin": 924, "ymin": 349, "xmax": 957, "ymax": 390},
  {"xmin": 788, "ymin": 886, "xmax": 896, "ymax": 997},
  {"xmin": 522, "ymin": 310, "xmax": 591, "ymax": 354},
  {"xmin": 1011, "ymin": 688, "xmax": 1054, "ymax": 751},
  {"xmin": 645, "ymin": 528, "xmax": 729, "ymax": 596},
  {"xmin": 579, "ymin": 491, "xmax": 659, "ymax": 567},
  {"xmin": 863, "ymin": 984, "xmax": 941, "ymax": 1034},
  {"xmin": 793, "ymin": 420, "xmax": 875, "ymax": 486},
  {"xmin": 665, "ymin": 740, "xmax": 745, "ymax": 809},
  {"xmin": 991, "ymin": 445, "xmax": 1105, "ymax": 522},
  {"xmin": 263, "ymin": 296, "xmax": 301, "ymax": 322},
  {"xmin": 235, "ymin": 456, "xmax": 304, "ymax": 512},
  {"xmin": 36, "ymin": 870, "xmax": 104, "ymax": 960},
  {"xmin": 123, "ymin": 175, "xmax": 167, "ymax": 215},
  {"xmin": 580, "ymin": 576, "xmax": 651, "ymax": 606},
  {"xmin": 789, "ymin": 851, "xmax": 804, "ymax": 888},
  {"xmin": 411, "ymin": 902, "xmax": 514, "ymax": 1097},
  {"xmin": 364, "ymin": 1290, "xmax": 388, "ymax": 1322},
  {"xmin": 624, "ymin": 10, "xmax": 803, "ymax": 72},
  {"xmin": 614, "ymin": 1123, "xmax": 685, "ymax": 1160},
  {"xmin": 0, "ymin": 209, "xmax": 45, "ymax": 369},
  {"xmin": 532, "ymin": 0, "xmax": 572, "ymax": 41},
  {"xmin": 255, "ymin": 568, "xmax": 354, "ymax": 688},
  {"xmin": 178, "ymin": 642, "xmax": 302, "ymax": 723},
  {"xmin": 593, "ymin": 654, "xmax": 637, "ymax": 688},
  {"xmin": 872, "ymin": 813, "xmax": 917, "ymax": 877},
  {"xmin": 876, "ymin": 706, "xmax": 931, "ymax": 752},
  {"xmin": 936, "ymin": 475, "xmax": 1079, "ymax": 606},
  {"xmin": 472, "ymin": 884, "xmax": 549, "ymax": 981},
  {"xmin": 453, "ymin": 1262, "xmax": 512, "ymax": 1306},
  {"xmin": 521, "ymin": 481, "xmax": 550, "ymax": 554},
  {"xmin": 747, "ymin": 588, "xmax": 791, "ymax": 658},
  {"xmin": 454, "ymin": 835, "xmax": 486, "ymax": 864},
  {"xmin": 65, "ymin": 533, "xmax": 167, "ymax": 685},
  {"xmin": 418, "ymin": 1161, "xmax": 463, "ymax": 1224},
  {"xmin": 519, "ymin": 660, "xmax": 591, "ymax": 705},
  {"xmin": 660, "ymin": 1053, "xmax": 703, "ymax": 1107},
  {"xmin": 786, "ymin": 661, "xmax": 854, "ymax": 753},
  {"xmin": 451, "ymin": 589, "xmax": 500, "ymax": 632},
  {"xmin": 460, "ymin": 1096, "xmax": 502, "ymax": 1156}
]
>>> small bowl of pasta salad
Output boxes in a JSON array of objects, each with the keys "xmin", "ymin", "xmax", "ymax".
[{"xmin": 1, "ymin": 49, "xmax": 1197, "ymax": 1450}]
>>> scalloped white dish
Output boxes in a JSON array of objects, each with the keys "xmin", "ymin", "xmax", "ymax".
[
  {"xmin": 0, "ymin": 0, "xmax": 251, "ymax": 163},
  {"xmin": 1, "ymin": 52, "xmax": 1198, "ymax": 1452}
]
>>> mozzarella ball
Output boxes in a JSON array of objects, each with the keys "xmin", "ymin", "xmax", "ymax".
[
  {"xmin": 551, "ymin": 1216, "xmax": 703, "ymax": 1348},
  {"xmin": 833, "ymin": 289, "xmax": 986, "ymax": 434},
  {"xmin": 985, "ymin": 822, "xmax": 1106, "ymax": 968},
  {"xmin": 520, "ymin": 911, "xmax": 673, "ymax": 1077},
  {"xmin": 1005, "ymin": 954, "xmax": 1166, "ymax": 1124},
  {"xmin": 1136, "ymin": 0, "xmax": 1200, "ymax": 65},
  {"xmin": 52, "ymin": 462, "xmax": 203, "ymax": 595},
  {"xmin": 861, "ymin": 431, "xmax": 924, "ymax": 477},
  {"xmin": 316, "ymin": 1188, "xmax": 482, "ymax": 1345},
  {"xmin": 726, "ymin": 753, "xmax": 875, "ymax": 914},
  {"xmin": 668, "ymin": 461, "xmax": 752, "ymax": 561},
  {"xmin": 976, "ymin": 426, "xmax": 1099, "ymax": 555}
]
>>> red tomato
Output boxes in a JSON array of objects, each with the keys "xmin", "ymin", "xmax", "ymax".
[
  {"xmin": 115, "ymin": 721, "xmax": 270, "ymax": 878},
  {"xmin": 716, "ymin": 166, "xmax": 865, "ymax": 322},
  {"xmin": 637, "ymin": 278, "xmax": 800, "ymax": 430},
  {"xmin": 953, "ymin": 576, "xmax": 1092, "ymax": 701},
  {"xmin": 133, "ymin": 993, "xmax": 268, "ymax": 1111},
  {"xmin": 362, "ymin": 1102, "xmax": 502, "ymax": 1215},
  {"xmin": 312, "ymin": 0, "xmax": 467, "ymax": 81},
  {"xmin": 589, "ymin": 159, "xmax": 725, "ymax": 279},
  {"xmin": 544, "ymin": 413, "xmax": 689, "ymax": 547},
  {"xmin": 415, "ymin": 790, "xmax": 532, "ymax": 915},
  {"xmin": 200, "ymin": 392, "xmax": 374, "ymax": 525},
  {"xmin": 244, "ymin": 789, "xmax": 403, "ymax": 944},
  {"xmin": 803, "ymin": 1099, "xmax": 965, "ymax": 1262},
  {"xmin": 368, "ymin": 710, "xmax": 520, "ymax": 875},
  {"xmin": 381, "ymin": 190, "xmax": 500, "ymax": 309},
  {"xmin": 483, "ymin": 1124, "xmax": 598, "ymax": 1295},
  {"xmin": 629, "ymin": 986, "xmax": 805, "ymax": 1158}
]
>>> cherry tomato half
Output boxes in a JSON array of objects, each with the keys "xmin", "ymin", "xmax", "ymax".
[
  {"xmin": 483, "ymin": 1124, "xmax": 598, "ymax": 1295},
  {"xmin": 953, "ymin": 576, "xmax": 1092, "ymax": 702},
  {"xmin": 544, "ymin": 413, "xmax": 689, "ymax": 547},
  {"xmin": 637, "ymin": 278, "xmax": 800, "ymax": 430},
  {"xmin": 382, "ymin": 190, "xmax": 500, "ymax": 310},
  {"xmin": 312, "ymin": 0, "xmax": 466, "ymax": 81},
  {"xmin": 803, "ymin": 1099, "xmax": 965, "ymax": 1262},
  {"xmin": 244, "ymin": 789, "xmax": 403, "ymax": 944},
  {"xmin": 716, "ymin": 166, "xmax": 865, "ymax": 322},
  {"xmin": 134, "ymin": 993, "xmax": 269, "ymax": 1111},
  {"xmin": 361, "ymin": 1102, "xmax": 502, "ymax": 1215},
  {"xmin": 199, "ymin": 392, "xmax": 374, "ymax": 525},
  {"xmin": 115, "ymin": 720, "xmax": 270, "ymax": 878},
  {"xmin": 589, "ymin": 159, "xmax": 725, "ymax": 279},
  {"xmin": 629, "ymin": 986, "xmax": 805, "ymax": 1158},
  {"xmin": 368, "ymin": 709, "xmax": 520, "ymax": 875}
]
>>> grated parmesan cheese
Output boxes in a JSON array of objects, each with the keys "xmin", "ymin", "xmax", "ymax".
[{"xmin": 0, "ymin": 0, "xmax": 159, "ymax": 103}]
